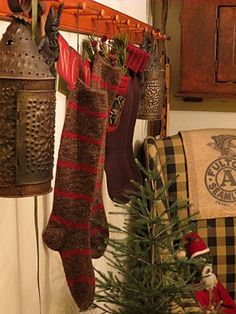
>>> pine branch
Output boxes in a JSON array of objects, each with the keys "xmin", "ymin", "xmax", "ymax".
[{"xmin": 93, "ymin": 160, "xmax": 203, "ymax": 313}]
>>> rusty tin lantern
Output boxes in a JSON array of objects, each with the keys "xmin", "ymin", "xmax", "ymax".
[
  {"xmin": 137, "ymin": 56, "xmax": 165, "ymax": 121},
  {"xmin": 137, "ymin": 36, "xmax": 165, "ymax": 121},
  {"xmin": 0, "ymin": 16, "xmax": 56, "ymax": 197}
]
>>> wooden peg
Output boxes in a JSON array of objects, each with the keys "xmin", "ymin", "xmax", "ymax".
[
  {"xmin": 127, "ymin": 23, "xmax": 136, "ymax": 28},
  {"xmin": 125, "ymin": 23, "xmax": 140, "ymax": 31},
  {"xmin": 133, "ymin": 27, "xmax": 146, "ymax": 33},
  {"xmin": 93, "ymin": 14, "xmax": 119, "ymax": 22},
  {"xmin": 152, "ymin": 29, "xmax": 170, "ymax": 40},
  {"xmin": 117, "ymin": 19, "xmax": 130, "ymax": 26},
  {"xmin": 53, "ymin": 2, "xmax": 86, "ymax": 10},
  {"xmin": 1, "ymin": 0, "xmax": 154, "ymax": 44},
  {"xmin": 79, "ymin": 8, "xmax": 104, "ymax": 17}
]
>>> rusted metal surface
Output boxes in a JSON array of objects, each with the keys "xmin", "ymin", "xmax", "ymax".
[
  {"xmin": 7, "ymin": 0, "xmax": 32, "ymax": 13},
  {"xmin": 16, "ymin": 90, "xmax": 55, "ymax": 185},
  {"xmin": 0, "ymin": 17, "xmax": 53, "ymax": 79},
  {"xmin": 138, "ymin": 57, "xmax": 165, "ymax": 121},
  {"xmin": 179, "ymin": 0, "xmax": 236, "ymax": 98},
  {"xmin": 0, "ymin": 17, "xmax": 55, "ymax": 197}
]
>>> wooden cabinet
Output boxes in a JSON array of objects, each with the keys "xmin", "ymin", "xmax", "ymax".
[
  {"xmin": 179, "ymin": 0, "xmax": 236, "ymax": 99},
  {"xmin": 217, "ymin": 6, "xmax": 236, "ymax": 83}
]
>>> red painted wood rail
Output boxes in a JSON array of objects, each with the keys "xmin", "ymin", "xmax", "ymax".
[{"xmin": 0, "ymin": 0, "xmax": 159, "ymax": 44}]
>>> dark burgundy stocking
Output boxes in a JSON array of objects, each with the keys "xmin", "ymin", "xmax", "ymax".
[{"xmin": 105, "ymin": 70, "xmax": 143, "ymax": 204}]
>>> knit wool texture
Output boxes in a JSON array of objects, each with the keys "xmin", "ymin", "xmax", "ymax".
[
  {"xmin": 43, "ymin": 79, "xmax": 108, "ymax": 310},
  {"xmin": 90, "ymin": 54, "xmax": 122, "ymax": 258}
]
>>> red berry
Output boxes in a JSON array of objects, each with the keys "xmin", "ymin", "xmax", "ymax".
[{"xmin": 91, "ymin": 40, "xmax": 97, "ymax": 48}]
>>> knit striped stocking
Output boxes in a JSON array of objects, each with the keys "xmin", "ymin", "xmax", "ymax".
[
  {"xmin": 90, "ymin": 54, "xmax": 121, "ymax": 258},
  {"xmin": 43, "ymin": 79, "xmax": 108, "ymax": 310}
]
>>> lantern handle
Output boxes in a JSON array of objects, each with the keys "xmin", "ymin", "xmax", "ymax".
[{"xmin": 7, "ymin": 0, "xmax": 32, "ymax": 13}]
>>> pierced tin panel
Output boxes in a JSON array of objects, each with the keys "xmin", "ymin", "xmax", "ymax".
[
  {"xmin": 16, "ymin": 90, "xmax": 55, "ymax": 184},
  {"xmin": 138, "ymin": 60, "xmax": 165, "ymax": 121},
  {"xmin": 0, "ymin": 80, "xmax": 22, "ymax": 187}
]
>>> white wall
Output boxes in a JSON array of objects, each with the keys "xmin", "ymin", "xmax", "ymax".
[
  {"xmin": 0, "ymin": 2, "xmax": 149, "ymax": 314},
  {"xmin": 169, "ymin": 110, "xmax": 236, "ymax": 135},
  {"xmin": 96, "ymin": 0, "xmax": 148, "ymax": 22}
]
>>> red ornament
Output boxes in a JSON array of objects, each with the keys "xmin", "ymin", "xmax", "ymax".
[{"xmin": 91, "ymin": 40, "xmax": 98, "ymax": 48}]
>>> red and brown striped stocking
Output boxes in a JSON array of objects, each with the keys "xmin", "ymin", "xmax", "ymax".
[
  {"xmin": 43, "ymin": 79, "xmax": 108, "ymax": 310},
  {"xmin": 90, "ymin": 54, "xmax": 121, "ymax": 258}
]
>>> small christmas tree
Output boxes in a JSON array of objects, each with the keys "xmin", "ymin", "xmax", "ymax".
[{"xmin": 93, "ymin": 160, "xmax": 204, "ymax": 314}]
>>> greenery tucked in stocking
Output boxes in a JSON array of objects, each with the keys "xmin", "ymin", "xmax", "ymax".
[{"xmin": 93, "ymin": 161, "xmax": 203, "ymax": 314}]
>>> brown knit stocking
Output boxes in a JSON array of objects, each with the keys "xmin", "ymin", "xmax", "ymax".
[
  {"xmin": 90, "ymin": 54, "xmax": 121, "ymax": 258},
  {"xmin": 90, "ymin": 154, "xmax": 109, "ymax": 259},
  {"xmin": 43, "ymin": 79, "xmax": 108, "ymax": 310}
]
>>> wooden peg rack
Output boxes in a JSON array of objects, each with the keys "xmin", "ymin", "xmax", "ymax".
[{"xmin": 0, "ymin": 0, "xmax": 155, "ymax": 44}]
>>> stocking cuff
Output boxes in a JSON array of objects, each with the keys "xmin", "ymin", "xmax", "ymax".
[
  {"xmin": 91, "ymin": 54, "xmax": 121, "ymax": 101},
  {"xmin": 126, "ymin": 44, "xmax": 150, "ymax": 73}
]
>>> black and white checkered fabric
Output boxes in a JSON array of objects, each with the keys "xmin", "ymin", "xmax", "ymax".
[{"xmin": 144, "ymin": 134, "xmax": 236, "ymax": 301}]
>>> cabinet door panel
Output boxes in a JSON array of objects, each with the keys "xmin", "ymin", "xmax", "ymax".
[
  {"xmin": 217, "ymin": 6, "xmax": 236, "ymax": 83},
  {"xmin": 179, "ymin": 0, "xmax": 236, "ymax": 98}
]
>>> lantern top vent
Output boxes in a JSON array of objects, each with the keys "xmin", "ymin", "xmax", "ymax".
[{"xmin": 0, "ymin": 17, "xmax": 53, "ymax": 80}]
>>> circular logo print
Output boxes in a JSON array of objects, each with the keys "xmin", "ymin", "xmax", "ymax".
[{"xmin": 205, "ymin": 157, "xmax": 236, "ymax": 202}]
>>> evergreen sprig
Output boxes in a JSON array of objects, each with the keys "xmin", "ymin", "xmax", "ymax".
[
  {"xmin": 93, "ymin": 161, "xmax": 203, "ymax": 314},
  {"xmin": 82, "ymin": 34, "xmax": 128, "ymax": 74}
]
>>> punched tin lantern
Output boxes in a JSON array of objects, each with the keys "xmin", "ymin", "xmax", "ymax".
[
  {"xmin": 138, "ymin": 55, "xmax": 165, "ymax": 121},
  {"xmin": 0, "ymin": 17, "xmax": 56, "ymax": 197}
]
